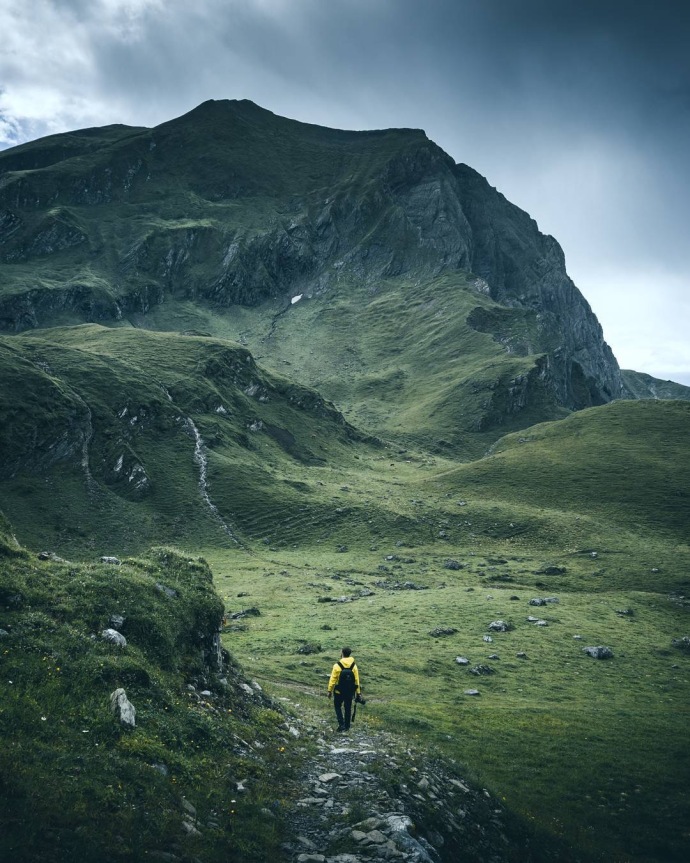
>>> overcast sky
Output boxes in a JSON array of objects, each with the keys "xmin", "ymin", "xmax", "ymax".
[{"xmin": 1, "ymin": 0, "xmax": 689, "ymax": 384}]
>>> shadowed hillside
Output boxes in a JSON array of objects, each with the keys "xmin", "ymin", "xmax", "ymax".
[{"xmin": 0, "ymin": 100, "xmax": 627, "ymax": 451}]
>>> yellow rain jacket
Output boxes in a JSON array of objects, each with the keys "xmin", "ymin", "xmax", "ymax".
[{"xmin": 328, "ymin": 656, "xmax": 361, "ymax": 695}]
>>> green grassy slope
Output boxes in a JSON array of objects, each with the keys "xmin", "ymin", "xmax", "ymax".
[
  {"xmin": 0, "ymin": 534, "xmax": 292, "ymax": 862},
  {"xmin": 0, "ymin": 324, "xmax": 377, "ymax": 555},
  {"xmin": 206, "ymin": 398, "xmax": 690, "ymax": 863},
  {"xmin": 138, "ymin": 273, "xmax": 569, "ymax": 457},
  {"xmin": 432, "ymin": 399, "xmax": 690, "ymax": 542},
  {"xmin": 2, "ymin": 333, "xmax": 689, "ymax": 860}
]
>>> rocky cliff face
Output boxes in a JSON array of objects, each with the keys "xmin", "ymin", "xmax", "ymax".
[
  {"xmin": 454, "ymin": 164, "xmax": 623, "ymax": 407},
  {"xmin": 621, "ymin": 370, "xmax": 690, "ymax": 401},
  {"xmin": 0, "ymin": 99, "xmax": 624, "ymax": 413}
]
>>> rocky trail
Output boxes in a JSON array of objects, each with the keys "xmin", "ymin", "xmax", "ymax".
[{"xmin": 276, "ymin": 697, "xmax": 525, "ymax": 863}]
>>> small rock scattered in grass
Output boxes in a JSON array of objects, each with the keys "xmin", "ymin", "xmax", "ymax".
[
  {"xmin": 110, "ymin": 687, "xmax": 136, "ymax": 727},
  {"xmin": 296, "ymin": 643, "xmax": 322, "ymax": 655},
  {"xmin": 583, "ymin": 646, "xmax": 613, "ymax": 659},
  {"xmin": 488, "ymin": 620, "xmax": 513, "ymax": 632},
  {"xmin": 444, "ymin": 559, "xmax": 463, "ymax": 570},
  {"xmin": 101, "ymin": 628, "xmax": 127, "ymax": 647},
  {"xmin": 230, "ymin": 607, "xmax": 261, "ymax": 619},
  {"xmin": 38, "ymin": 551, "xmax": 66, "ymax": 562}
]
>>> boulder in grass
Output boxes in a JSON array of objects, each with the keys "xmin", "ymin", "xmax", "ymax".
[
  {"xmin": 110, "ymin": 688, "xmax": 136, "ymax": 728},
  {"xmin": 583, "ymin": 646, "xmax": 613, "ymax": 659},
  {"xmin": 429, "ymin": 627, "xmax": 458, "ymax": 637},
  {"xmin": 488, "ymin": 620, "xmax": 513, "ymax": 632},
  {"xmin": 469, "ymin": 665, "xmax": 495, "ymax": 676},
  {"xmin": 296, "ymin": 642, "xmax": 322, "ymax": 655},
  {"xmin": 101, "ymin": 628, "xmax": 127, "ymax": 647},
  {"xmin": 38, "ymin": 551, "xmax": 66, "ymax": 562},
  {"xmin": 230, "ymin": 607, "xmax": 261, "ymax": 619}
]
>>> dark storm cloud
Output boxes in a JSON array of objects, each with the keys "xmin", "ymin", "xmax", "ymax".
[{"xmin": 1, "ymin": 0, "xmax": 688, "ymax": 379}]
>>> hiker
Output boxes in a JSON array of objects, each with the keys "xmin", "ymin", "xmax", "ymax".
[{"xmin": 327, "ymin": 646, "xmax": 361, "ymax": 731}]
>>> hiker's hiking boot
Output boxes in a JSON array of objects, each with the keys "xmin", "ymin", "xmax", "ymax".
[{"xmin": 337, "ymin": 724, "xmax": 346, "ymax": 732}]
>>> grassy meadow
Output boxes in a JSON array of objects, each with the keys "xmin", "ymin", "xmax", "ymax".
[
  {"xmin": 1, "ymin": 318, "xmax": 688, "ymax": 861},
  {"xmin": 208, "ymin": 537, "xmax": 690, "ymax": 862},
  {"xmin": 198, "ymin": 399, "xmax": 690, "ymax": 862}
]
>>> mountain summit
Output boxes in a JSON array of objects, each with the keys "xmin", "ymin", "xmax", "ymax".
[{"xmin": 0, "ymin": 99, "xmax": 673, "ymax": 449}]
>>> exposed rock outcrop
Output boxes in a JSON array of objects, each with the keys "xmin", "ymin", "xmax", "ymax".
[
  {"xmin": 0, "ymin": 100, "xmax": 627, "ymax": 416},
  {"xmin": 109, "ymin": 687, "xmax": 136, "ymax": 727}
]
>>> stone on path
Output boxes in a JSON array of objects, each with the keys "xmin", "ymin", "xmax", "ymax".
[{"xmin": 297, "ymin": 835, "xmax": 318, "ymax": 850}]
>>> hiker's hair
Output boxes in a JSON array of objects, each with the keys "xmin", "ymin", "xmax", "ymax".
[{"xmin": 341, "ymin": 647, "xmax": 352, "ymax": 657}]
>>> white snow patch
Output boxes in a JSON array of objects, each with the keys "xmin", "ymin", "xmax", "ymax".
[{"xmin": 290, "ymin": 294, "xmax": 303, "ymax": 305}]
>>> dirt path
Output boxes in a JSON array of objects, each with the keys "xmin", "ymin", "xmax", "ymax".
[{"xmin": 276, "ymin": 696, "xmax": 519, "ymax": 863}]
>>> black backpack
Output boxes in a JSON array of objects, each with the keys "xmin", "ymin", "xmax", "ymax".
[{"xmin": 337, "ymin": 661, "xmax": 356, "ymax": 697}]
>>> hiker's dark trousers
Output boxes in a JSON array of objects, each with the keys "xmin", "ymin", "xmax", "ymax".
[{"xmin": 333, "ymin": 693, "xmax": 353, "ymax": 729}]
